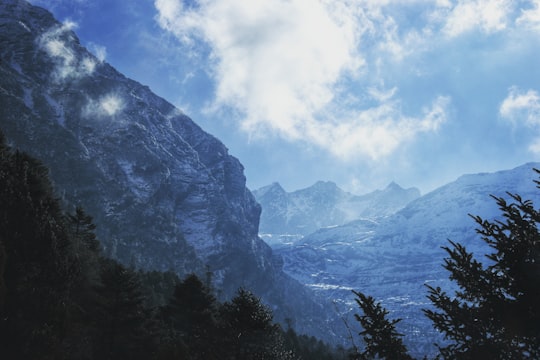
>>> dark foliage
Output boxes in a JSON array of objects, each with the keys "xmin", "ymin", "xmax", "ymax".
[
  {"xmin": 219, "ymin": 288, "xmax": 295, "ymax": 359},
  {"xmin": 0, "ymin": 134, "xmax": 86, "ymax": 359},
  {"xmin": 424, "ymin": 181, "xmax": 540, "ymax": 359},
  {"xmin": 93, "ymin": 259, "xmax": 159, "ymax": 360},
  {"xmin": 351, "ymin": 290, "xmax": 412, "ymax": 360},
  {"xmin": 283, "ymin": 326, "xmax": 348, "ymax": 360},
  {"xmin": 351, "ymin": 170, "xmax": 540, "ymax": 359},
  {"xmin": 160, "ymin": 273, "xmax": 220, "ymax": 359},
  {"xmin": 0, "ymin": 134, "xmax": 342, "ymax": 359}
]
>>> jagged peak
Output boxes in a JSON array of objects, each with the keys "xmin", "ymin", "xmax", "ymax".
[
  {"xmin": 383, "ymin": 181, "xmax": 421, "ymax": 196},
  {"xmin": 298, "ymin": 180, "xmax": 341, "ymax": 195},
  {"xmin": 252, "ymin": 182, "xmax": 286, "ymax": 198},
  {"xmin": 384, "ymin": 181, "xmax": 402, "ymax": 191}
]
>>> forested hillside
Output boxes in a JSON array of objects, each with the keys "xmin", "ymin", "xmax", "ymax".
[
  {"xmin": 1, "ymin": 129, "xmax": 539, "ymax": 359},
  {"xmin": 0, "ymin": 134, "xmax": 346, "ymax": 359}
]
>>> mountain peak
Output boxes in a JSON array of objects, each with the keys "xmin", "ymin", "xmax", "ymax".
[
  {"xmin": 252, "ymin": 182, "xmax": 286, "ymax": 198},
  {"xmin": 0, "ymin": 0, "xmax": 331, "ymax": 343},
  {"xmin": 385, "ymin": 181, "xmax": 402, "ymax": 191},
  {"xmin": 310, "ymin": 180, "xmax": 340, "ymax": 192},
  {"xmin": 254, "ymin": 178, "xmax": 421, "ymax": 235}
]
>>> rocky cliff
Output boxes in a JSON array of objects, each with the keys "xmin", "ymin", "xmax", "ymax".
[{"xmin": 0, "ymin": 0, "xmax": 331, "ymax": 340}]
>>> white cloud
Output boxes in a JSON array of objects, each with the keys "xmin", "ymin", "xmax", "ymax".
[
  {"xmin": 500, "ymin": 87, "xmax": 540, "ymax": 125},
  {"xmin": 38, "ymin": 21, "xmax": 98, "ymax": 81},
  {"xmin": 500, "ymin": 87, "xmax": 540, "ymax": 154},
  {"xmin": 154, "ymin": 0, "xmax": 449, "ymax": 160},
  {"xmin": 517, "ymin": 0, "xmax": 540, "ymax": 31},
  {"xmin": 438, "ymin": 0, "xmax": 513, "ymax": 37},
  {"xmin": 88, "ymin": 42, "xmax": 107, "ymax": 63},
  {"xmin": 315, "ymin": 95, "xmax": 450, "ymax": 160},
  {"xmin": 83, "ymin": 93, "xmax": 125, "ymax": 118},
  {"xmin": 367, "ymin": 86, "xmax": 398, "ymax": 103},
  {"xmin": 529, "ymin": 137, "xmax": 540, "ymax": 154}
]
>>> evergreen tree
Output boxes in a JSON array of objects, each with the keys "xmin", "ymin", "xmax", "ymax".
[
  {"xmin": 67, "ymin": 206, "xmax": 101, "ymax": 254},
  {"xmin": 94, "ymin": 259, "xmax": 158, "ymax": 360},
  {"xmin": 351, "ymin": 290, "xmax": 412, "ymax": 360},
  {"xmin": 161, "ymin": 273, "xmax": 220, "ymax": 359},
  {"xmin": 220, "ymin": 288, "xmax": 296, "ymax": 360},
  {"xmin": 283, "ymin": 327, "xmax": 345, "ymax": 360},
  {"xmin": 424, "ymin": 178, "xmax": 540, "ymax": 359},
  {"xmin": 138, "ymin": 270, "xmax": 181, "ymax": 309},
  {"xmin": 0, "ymin": 138, "xmax": 84, "ymax": 359},
  {"xmin": 64, "ymin": 207, "xmax": 102, "ymax": 316}
]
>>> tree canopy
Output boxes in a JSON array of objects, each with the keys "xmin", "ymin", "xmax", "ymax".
[
  {"xmin": 0, "ymin": 133, "xmax": 343, "ymax": 359},
  {"xmin": 352, "ymin": 170, "xmax": 540, "ymax": 359},
  {"xmin": 424, "ymin": 188, "xmax": 540, "ymax": 359}
]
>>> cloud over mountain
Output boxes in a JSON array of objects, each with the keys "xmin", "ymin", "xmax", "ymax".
[
  {"xmin": 38, "ymin": 21, "xmax": 99, "ymax": 81},
  {"xmin": 153, "ymin": 0, "xmax": 451, "ymax": 160},
  {"xmin": 32, "ymin": 0, "xmax": 540, "ymax": 194},
  {"xmin": 500, "ymin": 86, "xmax": 540, "ymax": 153}
]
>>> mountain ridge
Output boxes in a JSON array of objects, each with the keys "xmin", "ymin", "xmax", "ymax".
[
  {"xmin": 272, "ymin": 162, "xmax": 540, "ymax": 356},
  {"xmin": 0, "ymin": 0, "xmax": 335, "ymax": 342},
  {"xmin": 253, "ymin": 179, "xmax": 420, "ymax": 241}
]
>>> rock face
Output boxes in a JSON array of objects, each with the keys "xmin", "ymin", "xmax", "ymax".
[
  {"xmin": 0, "ymin": 0, "xmax": 331, "ymax": 340},
  {"xmin": 271, "ymin": 163, "xmax": 540, "ymax": 357}
]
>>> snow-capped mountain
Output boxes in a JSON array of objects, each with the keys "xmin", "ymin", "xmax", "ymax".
[
  {"xmin": 273, "ymin": 163, "xmax": 540, "ymax": 356},
  {"xmin": 253, "ymin": 180, "xmax": 420, "ymax": 243},
  {"xmin": 0, "ymin": 0, "xmax": 333, "ymax": 341}
]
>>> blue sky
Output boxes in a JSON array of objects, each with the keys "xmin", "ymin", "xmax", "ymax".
[{"xmin": 29, "ymin": 0, "xmax": 540, "ymax": 195}]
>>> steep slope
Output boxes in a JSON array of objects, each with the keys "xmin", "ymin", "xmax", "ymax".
[
  {"xmin": 253, "ymin": 180, "xmax": 420, "ymax": 241},
  {"xmin": 0, "ymin": 0, "xmax": 330, "ymax": 340},
  {"xmin": 274, "ymin": 163, "xmax": 540, "ymax": 356}
]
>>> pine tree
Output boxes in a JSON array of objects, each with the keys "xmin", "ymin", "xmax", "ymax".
[
  {"xmin": 161, "ymin": 273, "xmax": 220, "ymax": 359},
  {"xmin": 351, "ymin": 290, "xmax": 412, "ymax": 360},
  {"xmin": 424, "ymin": 175, "xmax": 540, "ymax": 359},
  {"xmin": 220, "ymin": 288, "xmax": 296, "ymax": 360},
  {"xmin": 65, "ymin": 206, "xmax": 102, "ymax": 302},
  {"xmin": 0, "ymin": 138, "xmax": 83, "ymax": 359},
  {"xmin": 67, "ymin": 206, "xmax": 101, "ymax": 254},
  {"xmin": 94, "ymin": 259, "xmax": 157, "ymax": 360}
]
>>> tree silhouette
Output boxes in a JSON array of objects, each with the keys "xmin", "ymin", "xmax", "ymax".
[
  {"xmin": 425, "ymin": 176, "xmax": 540, "ymax": 359},
  {"xmin": 0, "ymin": 137, "xmax": 84, "ymax": 358},
  {"xmin": 94, "ymin": 259, "xmax": 157, "ymax": 360},
  {"xmin": 220, "ymin": 288, "xmax": 295, "ymax": 359},
  {"xmin": 351, "ymin": 290, "xmax": 412, "ymax": 360},
  {"xmin": 161, "ymin": 273, "xmax": 220, "ymax": 359}
]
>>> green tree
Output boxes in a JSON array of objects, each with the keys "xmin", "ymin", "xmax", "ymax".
[
  {"xmin": 351, "ymin": 290, "xmax": 412, "ymax": 360},
  {"xmin": 424, "ymin": 181, "xmax": 540, "ymax": 358}
]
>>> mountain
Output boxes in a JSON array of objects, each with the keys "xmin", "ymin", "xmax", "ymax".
[
  {"xmin": 253, "ymin": 180, "xmax": 420, "ymax": 243},
  {"xmin": 272, "ymin": 163, "xmax": 540, "ymax": 357},
  {"xmin": 0, "ymin": 0, "xmax": 333, "ymax": 340}
]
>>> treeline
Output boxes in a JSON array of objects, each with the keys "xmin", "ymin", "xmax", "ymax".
[
  {"xmin": 2, "ymin": 127, "xmax": 539, "ymax": 359},
  {"xmin": 0, "ymin": 133, "xmax": 346, "ymax": 360}
]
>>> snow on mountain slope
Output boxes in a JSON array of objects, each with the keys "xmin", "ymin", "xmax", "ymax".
[
  {"xmin": 253, "ymin": 180, "xmax": 420, "ymax": 242},
  {"xmin": 273, "ymin": 163, "xmax": 540, "ymax": 356}
]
